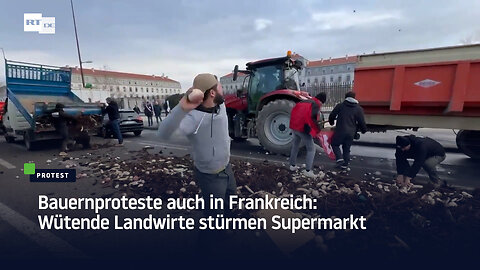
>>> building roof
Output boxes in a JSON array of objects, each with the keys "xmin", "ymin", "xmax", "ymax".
[
  {"xmin": 307, "ymin": 56, "xmax": 358, "ymax": 68},
  {"xmin": 221, "ymin": 72, "xmax": 248, "ymax": 78},
  {"xmin": 71, "ymin": 67, "xmax": 179, "ymax": 83}
]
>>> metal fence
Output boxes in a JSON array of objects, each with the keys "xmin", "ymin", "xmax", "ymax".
[{"xmin": 304, "ymin": 82, "xmax": 353, "ymax": 112}]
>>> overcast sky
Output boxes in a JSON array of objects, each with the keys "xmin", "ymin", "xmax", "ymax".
[{"xmin": 1, "ymin": 0, "xmax": 479, "ymax": 89}]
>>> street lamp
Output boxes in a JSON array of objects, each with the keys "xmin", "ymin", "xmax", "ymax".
[{"xmin": 70, "ymin": 0, "xmax": 87, "ymax": 88}]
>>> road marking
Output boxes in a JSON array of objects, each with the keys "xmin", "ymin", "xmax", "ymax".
[
  {"xmin": 0, "ymin": 200, "xmax": 86, "ymax": 258},
  {"xmin": 0, "ymin": 158, "xmax": 16, "ymax": 169}
]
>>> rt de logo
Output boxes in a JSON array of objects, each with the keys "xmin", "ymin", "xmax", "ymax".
[{"xmin": 24, "ymin": 13, "xmax": 55, "ymax": 34}]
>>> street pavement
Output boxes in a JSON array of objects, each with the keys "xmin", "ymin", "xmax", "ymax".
[{"xmin": 0, "ymin": 127, "xmax": 478, "ymax": 259}]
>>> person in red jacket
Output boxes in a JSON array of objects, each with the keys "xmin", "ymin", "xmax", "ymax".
[{"xmin": 289, "ymin": 92, "xmax": 326, "ymax": 178}]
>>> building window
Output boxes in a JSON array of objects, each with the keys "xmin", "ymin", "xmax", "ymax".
[
  {"xmin": 346, "ymin": 75, "xmax": 351, "ymax": 82},
  {"xmin": 129, "ymin": 81, "xmax": 131, "ymax": 84},
  {"xmin": 307, "ymin": 79, "xmax": 310, "ymax": 84},
  {"xmin": 110, "ymin": 86, "xmax": 113, "ymax": 91},
  {"xmin": 116, "ymin": 86, "xmax": 120, "ymax": 91},
  {"xmin": 135, "ymin": 87, "xmax": 138, "ymax": 92},
  {"xmin": 146, "ymin": 88, "xmax": 149, "ymax": 93},
  {"xmin": 129, "ymin": 87, "xmax": 132, "ymax": 92},
  {"xmin": 330, "ymin": 76, "xmax": 333, "ymax": 82},
  {"xmin": 338, "ymin": 76, "xmax": 342, "ymax": 83},
  {"xmin": 123, "ymin": 87, "xmax": 126, "ymax": 91}
]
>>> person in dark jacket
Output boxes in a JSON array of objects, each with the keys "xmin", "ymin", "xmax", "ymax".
[
  {"xmin": 328, "ymin": 91, "xmax": 367, "ymax": 168},
  {"xmin": 144, "ymin": 101, "xmax": 154, "ymax": 127},
  {"xmin": 133, "ymin": 104, "xmax": 141, "ymax": 114},
  {"xmin": 289, "ymin": 92, "xmax": 327, "ymax": 178},
  {"xmin": 153, "ymin": 101, "xmax": 162, "ymax": 123},
  {"xmin": 163, "ymin": 100, "xmax": 170, "ymax": 116},
  {"xmin": 53, "ymin": 103, "xmax": 78, "ymax": 152},
  {"xmin": 395, "ymin": 135, "xmax": 446, "ymax": 188},
  {"xmin": 103, "ymin": 97, "xmax": 123, "ymax": 145}
]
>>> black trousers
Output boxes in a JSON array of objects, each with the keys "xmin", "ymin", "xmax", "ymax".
[{"xmin": 331, "ymin": 132, "xmax": 354, "ymax": 164}]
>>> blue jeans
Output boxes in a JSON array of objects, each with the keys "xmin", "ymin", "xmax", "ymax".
[
  {"xmin": 109, "ymin": 119, "xmax": 123, "ymax": 144},
  {"xmin": 289, "ymin": 130, "xmax": 316, "ymax": 171},
  {"xmin": 194, "ymin": 164, "xmax": 236, "ymax": 217}
]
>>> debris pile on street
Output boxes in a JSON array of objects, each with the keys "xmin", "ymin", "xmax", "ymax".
[
  {"xmin": 35, "ymin": 114, "xmax": 102, "ymax": 133},
  {"xmin": 69, "ymin": 150, "xmax": 480, "ymax": 256}
]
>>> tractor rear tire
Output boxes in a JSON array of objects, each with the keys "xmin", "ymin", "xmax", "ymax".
[
  {"xmin": 456, "ymin": 130, "xmax": 480, "ymax": 160},
  {"xmin": 256, "ymin": 99, "xmax": 295, "ymax": 155}
]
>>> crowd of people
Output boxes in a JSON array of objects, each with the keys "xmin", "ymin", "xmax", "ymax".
[{"xmin": 133, "ymin": 100, "xmax": 171, "ymax": 127}]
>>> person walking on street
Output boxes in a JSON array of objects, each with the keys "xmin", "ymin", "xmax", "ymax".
[
  {"xmin": 395, "ymin": 135, "xmax": 446, "ymax": 188},
  {"xmin": 158, "ymin": 73, "xmax": 236, "ymax": 217},
  {"xmin": 328, "ymin": 91, "xmax": 367, "ymax": 169},
  {"xmin": 144, "ymin": 101, "xmax": 154, "ymax": 127},
  {"xmin": 53, "ymin": 103, "xmax": 78, "ymax": 152},
  {"xmin": 153, "ymin": 101, "xmax": 162, "ymax": 123},
  {"xmin": 163, "ymin": 99, "xmax": 171, "ymax": 116},
  {"xmin": 103, "ymin": 97, "xmax": 123, "ymax": 145},
  {"xmin": 133, "ymin": 104, "xmax": 141, "ymax": 114},
  {"xmin": 289, "ymin": 92, "xmax": 327, "ymax": 178}
]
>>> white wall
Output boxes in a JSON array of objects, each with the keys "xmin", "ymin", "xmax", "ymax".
[{"xmin": 72, "ymin": 89, "xmax": 110, "ymax": 103}]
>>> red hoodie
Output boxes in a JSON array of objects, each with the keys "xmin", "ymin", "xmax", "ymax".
[{"xmin": 289, "ymin": 98, "xmax": 322, "ymax": 137}]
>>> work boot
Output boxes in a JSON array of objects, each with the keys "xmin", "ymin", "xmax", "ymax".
[
  {"xmin": 302, "ymin": 170, "xmax": 317, "ymax": 178},
  {"xmin": 335, "ymin": 159, "xmax": 344, "ymax": 169},
  {"xmin": 289, "ymin": 165, "xmax": 300, "ymax": 171}
]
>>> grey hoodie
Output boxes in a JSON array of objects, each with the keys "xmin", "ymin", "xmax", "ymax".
[{"xmin": 157, "ymin": 103, "xmax": 230, "ymax": 174}]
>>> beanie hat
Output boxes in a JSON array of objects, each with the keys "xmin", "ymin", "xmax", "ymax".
[
  {"xmin": 396, "ymin": 136, "xmax": 410, "ymax": 148},
  {"xmin": 193, "ymin": 73, "xmax": 218, "ymax": 93}
]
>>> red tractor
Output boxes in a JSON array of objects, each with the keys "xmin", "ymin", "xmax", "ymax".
[{"xmin": 226, "ymin": 52, "xmax": 317, "ymax": 155}]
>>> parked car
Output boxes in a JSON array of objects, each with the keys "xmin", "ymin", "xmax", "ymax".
[{"xmin": 99, "ymin": 109, "xmax": 143, "ymax": 138}]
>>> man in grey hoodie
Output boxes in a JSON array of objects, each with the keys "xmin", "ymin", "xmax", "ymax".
[
  {"xmin": 157, "ymin": 73, "xmax": 236, "ymax": 216},
  {"xmin": 328, "ymin": 91, "xmax": 367, "ymax": 169}
]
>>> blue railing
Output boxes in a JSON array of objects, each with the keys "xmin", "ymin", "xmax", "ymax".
[{"xmin": 5, "ymin": 60, "xmax": 72, "ymax": 96}]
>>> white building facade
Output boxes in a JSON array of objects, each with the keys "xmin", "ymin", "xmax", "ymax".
[
  {"xmin": 71, "ymin": 68, "xmax": 182, "ymax": 109},
  {"xmin": 304, "ymin": 56, "xmax": 357, "ymax": 87},
  {"xmin": 220, "ymin": 72, "xmax": 249, "ymax": 95}
]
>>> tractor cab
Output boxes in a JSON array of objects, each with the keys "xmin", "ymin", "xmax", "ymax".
[
  {"xmin": 227, "ymin": 51, "xmax": 311, "ymax": 155},
  {"xmin": 233, "ymin": 52, "xmax": 303, "ymax": 114}
]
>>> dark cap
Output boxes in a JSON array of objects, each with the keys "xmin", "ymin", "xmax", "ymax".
[{"xmin": 396, "ymin": 136, "xmax": 410, "ymax": 148}]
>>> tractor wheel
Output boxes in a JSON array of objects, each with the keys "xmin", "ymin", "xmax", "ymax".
[
  {"xmin": 456, "ymin": 130, "xmax": 480, "ymax": 160},
  {"xmin": 256, "ymin": 99, "xmax": 295, "ymax": 155}
]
